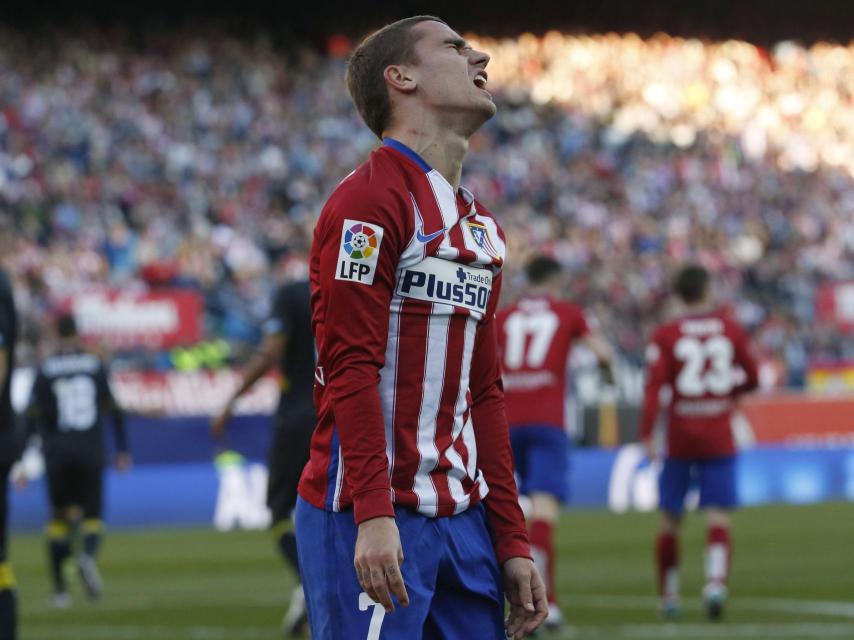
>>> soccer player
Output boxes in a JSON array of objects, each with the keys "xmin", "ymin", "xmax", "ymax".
[
  {"xmin": 496, "ymin": 255, "xmax": 613, "ymax": 630},
  {"xmin": 640, "ymin": 265, "xmax": 758, "ymax": 620},
  {"xmin": 211, "ymin": 271, "xmax": 315, "ymax": 636},
  {"xmin": 25, "ymin": 314, "xmax": 131, "ymax": 607},
  {"xmin": 295, "ymin": 15, "xmax": 547, "ymax": 640},
  {"xmin": 0, "ymin": 267, "xmax": 18, "ymax": 639}
]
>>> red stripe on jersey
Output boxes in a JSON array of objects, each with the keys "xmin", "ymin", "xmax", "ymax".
[
  {"xmin": 456, "ymin": 395, "xmax": 473, "ymax": 472},
  {"xmin": 449, "ymin": 223, "xmax": 479, "ymax": 264},
  {"xmin": 389, "ymin": 297, "xmax": 431, "ymax": 504}
]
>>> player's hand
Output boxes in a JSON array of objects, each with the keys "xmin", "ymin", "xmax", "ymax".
[
  {"xmin": 503, "ymin": 556, "xmax": 548, "ymax": 639},
  {"xmin": 354, "ymin": 516, "xmax": 409, "ymax": 614},
  {"xmin": 210, "ymin": 401, "xmax": 235, "ymax": 440},
  {"xmin": 11, "ymin": 466, "xmax": 28, "ymax": 490},
  {"xmin": 599, "ymin": 359, "xmax": 616, "ymax": 386},
  {"xmin": 642, "ymin": 436, "xmax": 657, "ymax": 463},
  {"xmin": 114, "ymin": 452, "xmax": 133, "ymax": 473}
]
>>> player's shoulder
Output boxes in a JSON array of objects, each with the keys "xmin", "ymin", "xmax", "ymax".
[
  {"xmin": 319, "ymin": 149, "xmax": 412, "ymax": 242},
  {"xmin": 496, "ymin": 298, "xmax": 519, "ymax": 321},
  {"xmin": 650, "ymin": 317, "xmax": 681, "ymax": 344},
  {"xmin": 718, "ymin": 310, "xmax": 749, "ymax": 340},
  {"xmin": 326, "ymin": 149, "xmax": 409, "ymax": 211},
  {"xmin": 549, "ymin": 297, "xmax": 585, "ymax": 317}
]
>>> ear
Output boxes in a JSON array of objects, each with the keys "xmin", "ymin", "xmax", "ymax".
[{"xmin": 384, "ymin": 64, "xmax": 416, "ymax": 94}]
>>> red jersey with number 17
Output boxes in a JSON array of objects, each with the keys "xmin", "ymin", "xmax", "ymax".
[
  {"xmin": 639, "ymin": 310, "xmax": 759, "ymax": 459},
  {"xmin": 496, "ymin": 295, "xmax": 590, "ymax": 429}
]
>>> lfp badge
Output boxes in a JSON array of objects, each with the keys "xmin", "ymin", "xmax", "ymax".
[
  {"xmin": 343, "ymin": 222, "xmax": 379, "ymax": 259},
  {"xmin": 336, "ymin": 219, "xmax": 384, "ymax": 285}
]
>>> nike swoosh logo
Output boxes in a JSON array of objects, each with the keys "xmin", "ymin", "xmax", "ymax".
[{"xmin": 416, "ymin": 227, "xmax": 445, "ymax": 243}]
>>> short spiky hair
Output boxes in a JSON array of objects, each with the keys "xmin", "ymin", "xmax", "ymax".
[
  {"xmin": 346, "ymin": 16, "xmax": 446, "ymax": 139},
  {"xmin": 526, "ymin": 255, "xmax": 562, "ymax": 285},
  {"xmin": 57, "ymin": 313, "xmax": 78, "ymax": 338},
  {"xmin": 674, "ymin": 264, "xmax": 710, "ymax": 304}
]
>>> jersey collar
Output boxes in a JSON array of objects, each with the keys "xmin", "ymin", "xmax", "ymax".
[
  {"xmin": 383, "ymin": 137, "xmax": 432, "ymax": 173},
  {"xmin": 383, "ymin": 137, "xmax": 477, "ymax": 217}
]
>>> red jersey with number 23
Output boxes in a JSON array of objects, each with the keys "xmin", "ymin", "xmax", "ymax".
[
  {"xmin": 640, "ymin": 310, "xmax": 759, "ymax": 459},
  {"xmin": 496, "ymin": 295, "xmax": 590, "ymax": 430}
]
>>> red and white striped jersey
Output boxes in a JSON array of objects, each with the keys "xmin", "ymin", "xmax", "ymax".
[
  {"xmin": 298, "ymin": 139, "xmax": 530, "ymax": 563},
  {"xmin": 497, "ymin": 295, "xmax": 590, "ymax": 430}
]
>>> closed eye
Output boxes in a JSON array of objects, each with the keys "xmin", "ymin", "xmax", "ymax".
[{"xmin": 446, "ymin": 38, "xmax": 470, "ymax": 53}]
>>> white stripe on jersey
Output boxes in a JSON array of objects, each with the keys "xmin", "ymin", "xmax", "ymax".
[
  {"xmin": 332, "ymin": 444, "xmax": 345, "ymax": 511},
  {"xmin": 412, "ymin": 310, "xmax": 451, "ymax": 515},
  {"xmin": 379, "ymin": 295, "xmax": 404, "ymax": 495},
  {"xmin": 478, "ymin": 470, "xmax": 489, "ymax": 499},
  {"xmin": 426, "ymin": 170, "xmax": 463, "ymax": 229}
]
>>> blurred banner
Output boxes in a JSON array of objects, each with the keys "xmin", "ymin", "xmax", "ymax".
[
  {"xmin": 67, "ymin": 288, "xmax": 204, "ymax": 349},
  {"xmin": 113, "ymin": 370, "xmax": 279, "ymax": 416},
  {"xmin": 815, "ymin": 281, "xmax": 854, "ymax": 333},
  {"xmin": 807, "ymin": 362, "xmax": 854, "ymax": 393},
  {"xmin": 740, "ymin": 394, "xmax": 854, "ymax": 447},
  {"xmin": 9, "ymin": 439, "xmax": 854, "ymax": 531}
]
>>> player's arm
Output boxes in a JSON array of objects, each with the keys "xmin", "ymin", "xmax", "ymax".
[
  {"xmin": 639, "ymin": 329, "xmax": 670, "ymax": 459},
  {"xmin": 99, "ymin": 364, "xmax": 131, "ymax": 471},
  {"xmin": 582, "ymin": 332, "xmax": 616, "ymax": 383},
  {"xmin": 319, "ymin": 186, "xmax": 409, "ymax": 613},
  {"xmin": 0, "ymin": 351, "xmax": 6, "ymax": 399},
  {"xmin": 470, "ymin": 273, "xmax": 547, "ymax": 636},
  {"xmin": 14, "ymin": 370, "xmax": 46, "ymax": 489},
  {"xmin": 0, "ymin": 305, "xmax": 9, "ymax": 409},
  {"xmin": 732, "ymin": 327, "xmax": 759, "ymax": 396},
  {"xmin": 210, "ymin": 330, "xmax": 285, "ymax": 439}
]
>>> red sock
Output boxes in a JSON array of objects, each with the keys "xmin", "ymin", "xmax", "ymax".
[
  {"xmin": 529, "ymin": 519, "xmax": 556, "ymax": 604},
  {"xmin": 706, "ymin": 525, "xmax": 731, "ymax": 587},
  {"xmin": 655, "ymin": 531, "xmax": 679, "ymax": 598}
]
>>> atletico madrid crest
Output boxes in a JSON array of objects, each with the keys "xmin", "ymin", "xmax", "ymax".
[{"xmin": 466, "ymin": 220, "xmax": 500, "ymax": 258}]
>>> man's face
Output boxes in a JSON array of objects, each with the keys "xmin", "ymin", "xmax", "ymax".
[{"xmin": 406, "ymin": 20, "xmax": 496, "ymax": 126}]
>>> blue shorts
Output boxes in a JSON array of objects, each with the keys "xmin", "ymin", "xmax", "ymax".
[
  {"xmin": 294, "ymin": 497, "xmax": 504, "ymax": 640},
  {"xmin": 658, "ymin": 456, "xmax": 737, "ymax": 516},
  {"xmin": 510, "ymin": 426, "xmax": 569, "ymax": 502}
]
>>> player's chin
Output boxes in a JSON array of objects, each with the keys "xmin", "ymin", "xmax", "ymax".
[{"xmin": 467, "ymin": 95, "xmax": 497, "ymax": 121}]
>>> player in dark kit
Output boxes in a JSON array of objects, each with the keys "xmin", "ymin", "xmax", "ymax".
[
  {"xmin": 25, "ymin": 314, "xmax": 131, "ymax": 608},
  {"xmin": 0, "ymin": 267, "xmax": 19, "ymax": 639},
  {"xmin": 211, "ymin": 275, "xmax": 315, "ymax": 636},
  {"xmin": 640, "ymin": 265, "xmax": 758, "ymax": 621}
]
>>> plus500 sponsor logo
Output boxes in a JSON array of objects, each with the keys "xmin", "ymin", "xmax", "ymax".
[{"xmin": 397, "ymin": 258, "xmax": 491, "ymax": 314}]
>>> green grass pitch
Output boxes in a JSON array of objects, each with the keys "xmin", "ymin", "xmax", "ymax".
[{"xmin": 14, "ymin": 502, "xmax": 854, "ymax": 640}]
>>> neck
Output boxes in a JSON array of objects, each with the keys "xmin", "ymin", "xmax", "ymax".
[
  {"xmin": 384, "ymin": 125, "xmax": 469, "ymax": 190},
  {"xmin": 682, "ymin": 299, "xmax": 714, "ymax": 315},
  {"xmin": 528, "ymin": 284, "xmax": 555, "ymax": 297}
]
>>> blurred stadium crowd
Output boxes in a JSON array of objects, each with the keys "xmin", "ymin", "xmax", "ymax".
[{"xmin": 1, "ymin": 28, "xmax": 853, "ymax": 383}]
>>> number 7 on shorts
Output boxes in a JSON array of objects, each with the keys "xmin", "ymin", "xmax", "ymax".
[{"xmin": 359, "ymin": 592, "xmax": 386, "ymax": 639}]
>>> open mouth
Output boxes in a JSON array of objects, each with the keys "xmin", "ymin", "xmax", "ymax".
[{"xmin": 473, "ymin": 71, "xmax": 488, "ymax": 90}]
